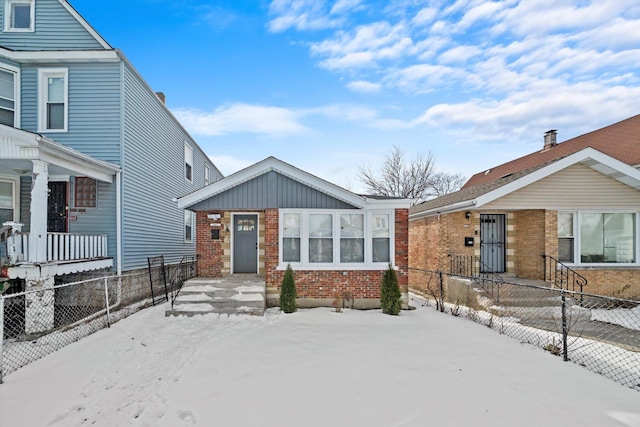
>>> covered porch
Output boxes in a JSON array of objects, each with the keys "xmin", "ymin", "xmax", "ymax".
[{"xmin": 0, "ymin": 125, "xmax": 120, "ymax": 333}]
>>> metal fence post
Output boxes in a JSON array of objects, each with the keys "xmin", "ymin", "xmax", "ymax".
[
  {"xmin": 438, "ymin": 271, "xmax": 445, "ymax": 313},
  {"xmin": 0, "ymin": 296, "xmax": 4, "ymax": 384},
  {"xmin": 561, "ymin": 289, "xmax": 568, "ymax": 362},
  {"xmin": 104, "ymin": 277, "xmax": 111, "ymax": 328}
]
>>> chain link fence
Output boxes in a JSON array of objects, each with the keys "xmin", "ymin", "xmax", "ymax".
[{"xmin": 410, "ymin": 268, "xmax": 640, "ymax": 391}]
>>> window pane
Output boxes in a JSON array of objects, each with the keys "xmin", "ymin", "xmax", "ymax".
[
  {"xmin": 373, "ymin": 214, "xmax": 390, "ymax": 237},
  {"xmin": 283, "ymin": 213, "xmax": 300, "ymax": 237},
  {"xmin": 0, "ymin": 70, "xmax": 15, "ymax": 100},
  {"xmin": 340, "ymin": 214, "xmax": 363, "ymax": 237},
  {"xmin": 558, "ymin": 213, "xmax": 573, "ymax": 237},
  {"xmin": 283, "ymin": 237, "xmax": 300, "ymax": 262},
  {"xmin": 373, "ymin": 238, "xmax": 390, "ymax": 262},
  {"xmin": 0, "ymin": 182, "xmax": 13, "ymax": 209},
  {"xmin": 0, "ymin": 108, "xmax": 14, "ymax": 126},
  {"xmin": 185, "ymin": 163, "xmax": 192, "ymax": 181},
  {"xmin": 184, "ymin": 211, "xmax": 193, "ymax": 241},
  {"xmin": 0, "ymin": 208, "xmax": 12, "ymax": 223},
  {"xmin": 558, "ymin": 238, "xmax": 574, "ymax": 263},
  {"xmin": 309, "ymin": 238, "xmax": 332, "ymax": 262},
  {"xmin": 48, "ymin": 77, "xmax": 64, "ymax": 102},
  {"xmin": 580, "ymin": 213, "xmax": 635, "ymax": 263},
  {"xmin": 309, "ymin": 214, "xmax": 332, "ymax": 237},
  {"xmin": 47, "ymin": 103, "xmax": 64, "ymax": 129},
  {"xmin": 12, "ymin": 4, "xmax": 31, "ymax": 29},
  {"xmin": 340, "ymin": 238, "xmax": 364, "ymax": 263}
]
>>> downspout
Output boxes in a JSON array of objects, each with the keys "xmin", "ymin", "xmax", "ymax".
[{"xmin": 116, "ymin": 170, "xmax": 122, "ymax": 275}]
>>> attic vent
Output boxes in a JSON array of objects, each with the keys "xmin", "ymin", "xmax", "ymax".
[
  {"xmin": 500, "ymin": 173, "xmax": 513, "ymax": 179},
  {"xmin": 543, "ymin": 130, "xmax": 557, "ymax": 150},
  {"xmin": 484, "ymin": 169, "xmax": 491, "ymax": 175}
]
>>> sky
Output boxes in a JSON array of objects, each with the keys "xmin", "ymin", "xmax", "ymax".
[
  {"xmin": 1, "ymin": 296, "xmax": 639, "ymax": 426},
  {"xmin": 71, "ymin": 0, "xmax": 640, "ymax": 193}
]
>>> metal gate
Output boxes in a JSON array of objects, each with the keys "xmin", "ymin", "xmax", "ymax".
[{"xmin": 480, "ymin": 214, "xmax": 505, "ymax": 273}]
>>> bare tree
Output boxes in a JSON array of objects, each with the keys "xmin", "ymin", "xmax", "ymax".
[{"xmin": 358, "ymin": 145, "xmax": 465, "ymax": 202}]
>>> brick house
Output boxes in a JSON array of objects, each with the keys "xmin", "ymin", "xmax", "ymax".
[
  {"xmin": 409, "ymin": 114, "xmax": 640, "ymax": 299},
  {"xmin": 177, "ymin": 157, "xmax": 411, "ymax": 309}
]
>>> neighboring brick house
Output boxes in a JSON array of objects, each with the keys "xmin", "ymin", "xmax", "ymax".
[
  {"xmin": 409, "ymin": 114, "xmax": 640, "ymax": 299},
  {"xmin": 177, "ymin": 157, "xmax": 411, "ymax": 309}
]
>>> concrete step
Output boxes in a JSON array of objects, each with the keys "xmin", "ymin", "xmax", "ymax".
[{"xmin": 166, "ymin": 276, "xmax": 266, "ymax": 317}]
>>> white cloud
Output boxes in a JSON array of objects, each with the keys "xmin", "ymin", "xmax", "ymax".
[
  {"xmin": 412, "ymin": 7, "xmax": 438, "ymax": 26},
  {"xmin": 267, "ymin": 0, "xmax": 345, "ymax": 32},
  {"xmin": 438, "ymin": 45, "xmax": 482, "ymax": 64},
  {"xmin": 330, "ymin": 0, "xmax": 363, "ymax": 15},
  {"xmin": 206, "ymin": 155, "xmax": 254, "ymax": 177},
  {"xmin": 347, "ymin": 80, "xmax": 382, "ymax": 93},
  {"xmin": 173, "ymin": 104, "xmax": 309, "ymax": 137}
]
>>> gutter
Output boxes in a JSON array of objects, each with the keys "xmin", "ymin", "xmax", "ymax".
[{"xmin": 409, "ymin": 200, "xmax": 477, "ymax": 221}]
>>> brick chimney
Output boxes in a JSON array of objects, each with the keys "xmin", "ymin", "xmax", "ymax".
[
  {"xmin": 543, "ymin": 130, "xmax": 557, "ymax": 150},
  {"xmin": 155, "ymin": 92, "xmax": 166, "ymax": 104}
]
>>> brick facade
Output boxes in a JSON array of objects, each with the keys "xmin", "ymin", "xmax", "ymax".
[
  {"xmin": 198, "ymin": 208, "xmax": 410, "ymax": 308},
  {"xmin": 409, "ymin": 208, "xmax": 640, "ymax": 299}
]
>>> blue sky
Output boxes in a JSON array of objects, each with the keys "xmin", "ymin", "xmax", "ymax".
[{"xmin": 72, "ymin": 0, "xmax": 640, "ymax": 192}]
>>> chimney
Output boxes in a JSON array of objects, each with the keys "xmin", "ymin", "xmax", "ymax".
[
  {"xmin": 155, "ymin": 92, "xmax": 166, "ymax": 104},
  {"xmin": 543, "ymin": 129, "xmax": 557, "ymax": 150}
]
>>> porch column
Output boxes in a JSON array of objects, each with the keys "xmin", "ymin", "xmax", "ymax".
[
  {"xmin": 24, "ymin": 275, "xmax": 55, "ymax": 335},
  {"xmin": 29, "ymin": 160, "xmax": 49, "ymax": 263}
]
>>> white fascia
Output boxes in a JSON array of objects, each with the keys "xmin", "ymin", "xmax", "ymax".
[
  {"xmin": 474, "ymin": 148, "xmax": 640, "ymax": 207},
  {"xmin": 0, "ymin": 47, "xmax": 119, "ymax": 64}
]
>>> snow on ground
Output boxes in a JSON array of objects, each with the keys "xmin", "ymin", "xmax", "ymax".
[
  {"xmin": 1, "ymin": 295, "xmax": 639, "ymax": 427},
  {"xmin": 592, "ymin": 305, "xmax": 640, "ymax": 331}
]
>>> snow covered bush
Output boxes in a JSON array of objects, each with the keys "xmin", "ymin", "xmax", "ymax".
[
  {"xmin": 380, "ymin": 265, "xmax": 401, "ymax": 315},
  {"xmin": 279, "ymin": 264, "xmax": 297, "ymax": 313}
]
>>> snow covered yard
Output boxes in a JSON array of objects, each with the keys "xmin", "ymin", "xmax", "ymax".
[{"xmin": 1, "ymin": 295, "xmax": 639, "ymax": 427}]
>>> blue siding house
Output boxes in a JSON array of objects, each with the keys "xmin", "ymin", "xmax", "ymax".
[{"xmin": 0, "ymin": 0, "xmax": 221, "ymax": 297}]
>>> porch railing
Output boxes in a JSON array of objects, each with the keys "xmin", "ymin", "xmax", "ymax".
[
  {"xmin": 542, "ymin": 254, "xmax": 588, "ymax": 293},
  {"xmin": 448, "ymin": 253, "xmax": 503, "ymax": 282},
  {"xmin": 12, "ymin": 232, "xmax": 109, "ymax": 263}
]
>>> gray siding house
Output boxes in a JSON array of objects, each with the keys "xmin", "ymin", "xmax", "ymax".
[{"xmin": 0, "ymin": 0, "xmax": 221, "ymax": 302}]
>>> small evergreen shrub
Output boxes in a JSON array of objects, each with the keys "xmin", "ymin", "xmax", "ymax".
[
  {"xmin": 380, "ymin": 264, "xmax": 401, "ymax": 315},
  {"xmin": 279, "ymin": 264, "xmax": 297, "ymax": 313}
]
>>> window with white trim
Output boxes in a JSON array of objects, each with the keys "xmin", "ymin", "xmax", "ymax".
[
  {"xmin": 204, "ymin": 164, "xmax": 210, "ymax": 186},
  {"xmin": 4, "ymin": 0, "xmax": 34, "ymax": 32},
  {"xmin": 38, "ymin": 68, "xmax": 68, "ymax": 132},
  {"xmin": 558, "ymin": 211, "xmax": 636, "ymax": 264},
  {"xmin": 0, "ymin": 67, "xmax": 17, "ymax": 126},
  {"xmin": 184, "ymin": 142, "xmax": 193, "ymax": 182},
  {"xmin": 184, "ymin": 210, "xmax": 194, "ymax": 242},
  {"xmin": 0, "ymin": 179, "xmax": 16, "ymax": 223},
  {"xmin": 279, "ymin": 209, "xmax": 394, "ymax": 268}
]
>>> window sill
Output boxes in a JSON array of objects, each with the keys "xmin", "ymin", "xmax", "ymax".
[{"xmin": 277, "ymin": 263, "xmax": 393, "ymax": 271}]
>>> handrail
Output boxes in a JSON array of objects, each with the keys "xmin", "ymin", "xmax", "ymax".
[
  {"xmin": 169, "ymin": 255, "xmax": 197, "ymax": 309},
  {"xmin": 448, "ymin": 253, "xmax": 504, "ymax": 282},
  {"xmin": 542, "ymin": 255, "xmax": 588, "ymax": 293}
]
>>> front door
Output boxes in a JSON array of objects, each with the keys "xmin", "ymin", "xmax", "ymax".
[
  {"xmin": 47, "ymin": 181, "xmax": 68, "ymax": 232},
  {"xmin": 480, "ymin": 214, "xmax": 505, "ymax": 273},
  {"xmin": 233, "ymin": 214, "xmax": 258, "ymax": 273}
]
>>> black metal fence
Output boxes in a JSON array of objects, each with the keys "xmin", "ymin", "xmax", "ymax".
[{"xmin": 410, "ymin": 268, "xmax": 640, "ymax": 391}]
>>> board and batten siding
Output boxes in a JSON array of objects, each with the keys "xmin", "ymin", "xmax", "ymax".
[
  {"xmin": 190, "ymin": 171, "xmax": 358, "ymax": 210},
  {"xmin": 483, "ymin": 164, "xmax": 640, "ymax": 210},
  {"xmin": 0, "ymin": 0, "xmax": 104, "ymax": 51},
  {"xmin": 121, "ymin": 64, "xmax": 216, "ymax": 270}
]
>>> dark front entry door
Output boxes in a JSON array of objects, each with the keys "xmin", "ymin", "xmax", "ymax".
[
  {"xmin": 233, "ymin": 214, "xmax": 258, "ymax": 273},
  {"xmin": 480, "ymin": 214, "xmax": 505, "ymax": 273},
  {"xmin": 47, "ymin": 181, "xmax": 68, "ymax": 232}
]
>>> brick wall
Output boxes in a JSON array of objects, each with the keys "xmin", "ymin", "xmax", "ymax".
[
  {"xmin": 572, "ymin": 269, "xmax": 640, "ymax": 299},
  {"xmin": 514, "ymin": 210, "xmax": 546, "ymax": 279},
  {"xmin": 265, "ymin": 209, "xmax": 409, "ymax": 308}
]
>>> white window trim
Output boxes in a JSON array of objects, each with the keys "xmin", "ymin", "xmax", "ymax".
[
  {"xmin": 278, "ymin": 209, "xmax": 395, "ymax": 271},
  {"xmin": 38, "ymin": 68, "xmax": 68, "ymax": 133},
  {"xmin": 184, "ymin": 141, "xmax": 193, "ymax": 183},
  {"xmin": 0, "ymin": 63, "xmax": 20, "ymax": 127},
  {"xmin": 4, "ymin": 0, "xmax": 35, "ymax": 32},
  {"xmin": 0, "ymin": 175, "xmax": 19, "ymax": 222},
  {"xmin": 184, "ymin": 210, "xmax": 194, "ymax": 243},
  {"xmin": 559, "ymin": 210, "xmax": 639, "ymax": 267},
  {"xmin": 204, "ymin": 164, "xmax": 210, "ymax": 186}
]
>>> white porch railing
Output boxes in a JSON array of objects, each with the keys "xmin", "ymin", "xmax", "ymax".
[{"xmin": 9, "ymin": 232, "xmax": 109, "ymax": 264}]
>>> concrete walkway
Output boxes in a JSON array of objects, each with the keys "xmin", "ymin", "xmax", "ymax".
[{"xmin": 166, "ymin": 275, "xmax": 266, "ymax": 317}]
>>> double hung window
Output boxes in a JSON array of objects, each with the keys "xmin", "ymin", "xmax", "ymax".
[
  {"xmin": 184, "ymin": 142, "xmax": 193, "ymax": 182},
  {"xmin": 0, "ymin": 179, "xmax": 16, "ymax": 224},
  {"xmin": 0, "ymin": 67, "xmax": 17, "ymax": 126},
  {"xmin": 280, "ymin": 210, "xmax": 393, "ymax": 268},
  {"xmin": 38, "ymin": 68, "xmax": 68, "ymax": 132}
]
